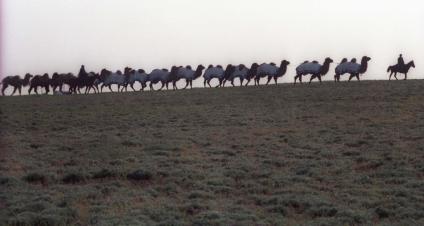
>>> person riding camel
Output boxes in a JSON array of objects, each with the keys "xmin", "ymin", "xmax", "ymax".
[{"xmin": 398, "ymin": 54, "xmax": 405, "ymax": 68}]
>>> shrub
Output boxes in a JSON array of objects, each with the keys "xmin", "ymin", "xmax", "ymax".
[
  {"xmin": 127, "ymin": 170, "xmax": 152, "ymax": 181},
  {"xmin": 23, "ymin": 173, "xmax": 46, "ymax": 184},
  {"xmin": 92, "ymin": 169, "xmax": 115, "ymax": 180},
  {"xmin": 62, "ymin": 173, "xmax": 85, "ymax": 184}
]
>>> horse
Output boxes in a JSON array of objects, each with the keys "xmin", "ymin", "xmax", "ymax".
[
  {"xmin": 1, "ymin": 73, "xmax": 33, "ymax": 96},
  {"xmin": 388, "ymin": 61, "xmax": 415, "ymax": 80}
]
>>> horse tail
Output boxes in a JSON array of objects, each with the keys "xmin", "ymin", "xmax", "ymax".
[{"xmin": 387, "ymin": 66, "xmax": 392, "ymax": 73}]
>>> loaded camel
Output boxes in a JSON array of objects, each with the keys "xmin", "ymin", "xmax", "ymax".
[
  {"xmin": 295, "ymin": 58, "xmax": 334, "ymax": 84},
  {"xmin": 334, "ymin": 56, "xmax": 371, "ymax": 82}
]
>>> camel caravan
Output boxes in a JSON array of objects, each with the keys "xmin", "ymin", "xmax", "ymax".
[{"xmin": 0, "ymin": 55, "xmax": 416, "ymax": 96}]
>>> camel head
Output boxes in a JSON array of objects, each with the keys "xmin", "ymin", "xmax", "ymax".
[
  {"xmin": 280, "ymin": 60, "xmax": 290, "ymax": 67},
  {"xmin": 410, "ymin": 61, "xmax": 415, "ymax": 68},
  {"xmin": 361, "ymin": 56, "xmax": 371, "ymax": 63},
  {"xmin": 24, "ymin": 73, "xmax": 33, "ymax": 80},
  {"xmin": 324, "ymin": 58, "xmax": 334, "ymax": 64},
  {"xmin": 196, "ymin": 65, "xmax": 205, "ymax": 72}
]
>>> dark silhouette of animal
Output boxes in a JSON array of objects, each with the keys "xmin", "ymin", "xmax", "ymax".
[
  {"xmin": 51, "ymin": 73, "xmax": 75, "ymax": 93},
  {"xmin": 173, "ymin": 65, "xmax": 205, "ymax": 89},
  {"xmin": 295, "ymin": 58, "xmax": 333, "ymax": 84},
  {"xmin": 28, "ymin": 73, "xmax": 50, "ymax": 95},
  {"xmin": 388, "ymin": 61, "xmax": 415, "ymax": 80},
  {"xmin": 335, "ymin": 56, "xmax": 371, "ymax": 82},
  {"xmin": 1, "ymin": 73, "xmax": 33, "ymax": 96},
  {"xmin": 255, "ymin": 60, "xmax": 290, "ymax": 86}
]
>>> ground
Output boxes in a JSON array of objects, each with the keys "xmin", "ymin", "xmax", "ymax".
[{"xmin": 0, "ymin": 80, "xmax": 423, "ymax": 226}]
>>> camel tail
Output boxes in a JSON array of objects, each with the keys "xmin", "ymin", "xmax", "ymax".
[{"xmin": 387, "ymin": 66, "xmax": 392, "ymax": 73}]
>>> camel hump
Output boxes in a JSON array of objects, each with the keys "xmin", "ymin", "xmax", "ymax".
[
  {"xmin": 186, "ymin": 65, "xmax": 192, "ymax": 69},
  {"xmin": 303, "ymin": 61, "xmax": 309, "ymax": 64},
  {"xmin": 312, "ymin": 61, "xmax": 319, "ymax": 64},
  {"xmin": 208, "ymin": 65, "xmax": 214, "ymax": 69},
  {"xmin": 270, "ymin": 62, "xmax": 276, "ymax": 66},
  {"xmin": 341, "ymin": 58, "xmax": 348, "ymax": 63},
  {"xmin": 351, "ymin": 58, "xmax": 357, "ymax": 63},
  {"xmin": 217, "ymin": 65, "xmax": 223, "ymax": 69},
  {"xmin": 162, "ymin": 69, "xmax": 169, "ymax": 72}
]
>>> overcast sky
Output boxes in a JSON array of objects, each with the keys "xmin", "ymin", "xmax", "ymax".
[{"xmin": 1, "ymin": 0, "xmax": 423, "ymax": 84}]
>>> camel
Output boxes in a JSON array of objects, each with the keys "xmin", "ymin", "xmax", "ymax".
[
  {"xmin": 255, "ymin": 60, "xmax": 290, "ymax": 86},
  {"xmin": 28, "ymin": 73, "xmax": 50, "ymax": 95},
  {"xmin": 1, "ymin": 73, "xmax": 33, "ymax": 96},
  {"xmin": 295, "ymin": 58, "xmax": 334, "ymax": 84},
  {"xmin": 334, "ymin": 56, "xmax": 371, "ymax": 82}
]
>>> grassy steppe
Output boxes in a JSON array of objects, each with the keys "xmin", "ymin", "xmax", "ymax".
[{"xmin": 1, "ymin": 80, "xmax": 423, "ymax": 225}]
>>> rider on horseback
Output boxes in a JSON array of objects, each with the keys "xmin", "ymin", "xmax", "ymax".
[{"xmin": 398, "ymin": 54, "xmax": 405, "ymax": 68}]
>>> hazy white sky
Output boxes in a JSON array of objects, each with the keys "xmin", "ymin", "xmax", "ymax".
[{"xmin": 2, "ymin": 0, "xmax": 424, "ymax": 83}]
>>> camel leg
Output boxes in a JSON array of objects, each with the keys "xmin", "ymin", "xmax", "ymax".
[
  {"xmin": 215, "ymin": 79, "xmax": 222, "ymax": 88},
  {"xmin": 309, "ymin": 75, "xmax": 315, "ymax": 84},
  {"xmin": 109, "ymin": 85, "xmax": 113, "ymax": 93},
  {"xmin": 404, "ymin": 73, "xmax": 407, "ymax": 80},
  {"xmin": 18, "ymin": 86, "xmax": 22, "ymax": 96},
  {"xmin": 203, "ymin": 79, "xmax": 207, "ymax": 88},
  {"xmin": 240, "ymin": 78, "xmax": 244, "ymax": 87},
  {"xmin": 150, "ymin": 83, "xmax": 154, "ymax": 91},
  {"xmin": 35, "ymin": 87, "xmax": 39, "ymax": 95},
  {"xmin": 130, "ymin": 84, "xmax": 135, "ymax": 92},
  {"xmin": 231, "ymin": 79, "xmax": 235, "ymax": 87},
  {"xmin": 299, "ymin": 76, "xmax": 303, "ymax": 84},
  {"xmin": 11, "ymin": 86, "xmax": 17, "ymax": 95},
  {"xmin": 348, "ymin": 74, "xmax": 354, "ymax": 82},
  {"xmin": 184, "ymin": 80, "xmax": 189, "ymax": 89},
  {"xmin": 159, "ymin": 82, "xmax": 165, "ymax": 91},
  {"xmin": 190, "ymin": 81, "xmax": 193, "ymax": 89},
  {"xmin": 318, "ymin": 75, "xmax": 322, "ymax": 83},
  {"xmin": 356, "ymin": 74, "xmax": 360, "ymax": 81},
  {"xmin": 274, "ymin": 77, "xmax": 278, "ymax": 85},
  {"xmin": 266, "ymin": 76, "xmax": 272, "ymax": 85},
  {"xmin": 245, "ymin": 79, "xmax": 251, "ymax": 86},
  {"xmin": 207, "ymin": 80, "xmax": 212, "ymax": 88},
  {"xmin": 294, "ymin": 76, "xmax": 298, "ymax": 85}
]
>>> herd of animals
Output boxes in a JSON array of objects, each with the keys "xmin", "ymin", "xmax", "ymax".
[{"xmin": 0, "ymin": 55, "xmax": 416, "ymax": 96}]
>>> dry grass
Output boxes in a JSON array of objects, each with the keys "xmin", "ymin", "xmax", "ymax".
[{"xmin": 1, "ymin": 80, "xmax": 424, "ymax": 225}]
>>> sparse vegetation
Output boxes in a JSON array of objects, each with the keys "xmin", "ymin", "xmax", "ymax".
[{"xmin": 1, "ymin": 81, "xmax": 423, "ymax": 225}]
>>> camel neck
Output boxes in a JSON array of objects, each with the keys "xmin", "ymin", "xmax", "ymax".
[
  {"xmin": 320, "ymin": 61, "xmax": 331, "ymax": 75},
  {"xmin": 360, "ymin": 59, "xmax": 369, "ymax": 74}
]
